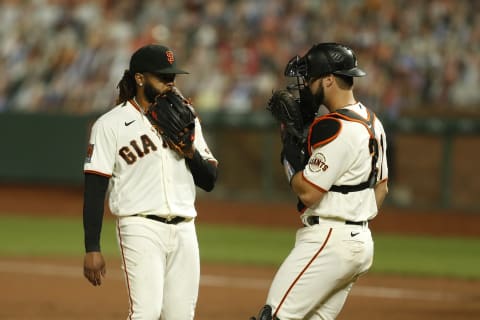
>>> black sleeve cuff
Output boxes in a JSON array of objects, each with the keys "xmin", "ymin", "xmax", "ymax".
[
  {"xmin": 83, "ymin": 173, "xmax": 109, "ymax": 252},
  {"xmin": 185, "ymin": 150, "xmax": 218, "ymax": 192}
]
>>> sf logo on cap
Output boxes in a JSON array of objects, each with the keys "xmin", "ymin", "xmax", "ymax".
[{"xmin": 166, "ymin": 51, "xmax": 175, "ymax": 64}]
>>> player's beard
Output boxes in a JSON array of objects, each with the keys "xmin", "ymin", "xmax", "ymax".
[
  {"xmin": 299, "ymin": 87, "xmax": 318, "ymax": 123},
  {"xmin": 144, "ymin": 81, "xmax": 161, "ymax": 103}
]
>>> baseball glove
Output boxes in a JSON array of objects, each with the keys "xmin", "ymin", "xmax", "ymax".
[
  {"xmin": 267, "ymin": 89, "xmax": 305, "ymax": 143},
  {"xmin": 267, "ymin": 89, "xmax": 311, "ymax": 183},
  {"xmin": 146, "ymin": 91, "xmax": 196, "ymax": 158}
]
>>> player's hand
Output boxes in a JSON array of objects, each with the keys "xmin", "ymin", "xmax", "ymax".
[{"xmin": 83, "ymin": 251, "xmax": 106, "ymax": 286}]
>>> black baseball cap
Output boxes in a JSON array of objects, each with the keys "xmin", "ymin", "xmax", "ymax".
[{"xmin": 129, "ymin": 44, "xmax": 189, "ymax": 74}]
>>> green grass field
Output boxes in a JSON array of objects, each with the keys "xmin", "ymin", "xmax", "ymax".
[{"xmin": 1, "ymin": 214, "xmax": 479, "ymax": 279}]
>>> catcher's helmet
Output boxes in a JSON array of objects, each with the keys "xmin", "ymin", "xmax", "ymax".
[{"xmin": 285, "ymin": 43, "xmax": 366, "ymax": 80}]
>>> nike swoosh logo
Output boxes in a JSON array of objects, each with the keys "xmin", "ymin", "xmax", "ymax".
[
  {"xmin": 350, "ymin": 232, "xmax": 360, "ymax": 237},
  {"xmin": 125, "ymin": 120, "xmax": 136, "ymax": 126}
]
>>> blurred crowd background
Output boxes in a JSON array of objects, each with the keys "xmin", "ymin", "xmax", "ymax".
[{"xmin": 1, "ymin": 0, "xmax": 480, "ymax": 117}]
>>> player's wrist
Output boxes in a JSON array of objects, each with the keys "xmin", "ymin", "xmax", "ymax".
[{"xmin": 85, "ymin": 244, "xmax": 101, "ymax": 253}]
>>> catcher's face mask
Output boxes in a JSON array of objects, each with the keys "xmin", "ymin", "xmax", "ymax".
[
  {"xmin": 285, "ymin": 55, "xmax": 316, "ymax": 90},
  {"xmin": 284, "ymin": 55, "xmax": 307, "ymax": 92},
  {"xmin": 284, "ymin": 55, "xmax": 318, "ymax": 122},
  {"xmin": 284, "ymin": 55, "xmax": 308, "ymax": 78}
]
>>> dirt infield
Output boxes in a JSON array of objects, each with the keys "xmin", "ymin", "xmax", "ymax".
[{"xmin": 1, "ymin": 184, "xmax": 480, "ymax": 319}]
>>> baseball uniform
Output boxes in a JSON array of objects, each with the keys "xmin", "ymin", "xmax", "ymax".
[
  {"xmin": 84, "ymin": 98, "xmax": 217, "ymax": 319},
  {"xmin": 266, "ymin": 103, "xmax": 388, "ymax": 319}
]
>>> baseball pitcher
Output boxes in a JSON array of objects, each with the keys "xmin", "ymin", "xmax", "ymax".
[{"xmin": 82, "ymin": 44, "xmax": 218, "ymax": 320}]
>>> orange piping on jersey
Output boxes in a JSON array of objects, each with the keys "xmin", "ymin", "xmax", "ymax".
[
  {"xmin": 338, "ymin": 107, "xmax": 372, "ymax": 122},
  {"xmin": 307, "ymin": 116, "xmax": 343, "ymax": 155},
  {"xmin": 117, "ymin": 222, "xmax": 134, "ymax": 319},
  {"xmin": 128, "ymin": 99, "xmax": 143, "ymax": 113},
  {"xmin": 84, "ymin": 170, "xmax": 112, "ymax": 178},
  {"xmin": 273, "ymin": 228, "xmax": 333, "ymax": 319},
  {"xmin": 302, "ymin": 172, "xmax": 328, "ymax": 193}
]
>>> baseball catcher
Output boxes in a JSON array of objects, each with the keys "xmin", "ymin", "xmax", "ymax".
[
  {"xmin": 267, "ymin": 88, "xmax": 316, "ymax": 184},
  {"xmin": 146, "ymin": 90, "xmax": 196, "ymax": 158},
  {"xmin": 250, "ymin": 42, "xmax": 389, "ymax": 320}
]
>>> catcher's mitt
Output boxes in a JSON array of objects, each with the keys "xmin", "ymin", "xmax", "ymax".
[
  {"xmin": 268, "ymin": 89, "xmax": 312, "ymax": 183},
  {"xmin": 146, "ymin": 91, "xmax": 196, "ymax": 158},
  {"xmin": 267, "ymin": 89, "xmax": 305, "ymax": 143}
]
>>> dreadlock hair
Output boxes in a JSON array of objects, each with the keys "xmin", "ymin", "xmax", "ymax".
[{"xmin": 116, "ymin": 70, "xmax": 137, "ymax": 105}]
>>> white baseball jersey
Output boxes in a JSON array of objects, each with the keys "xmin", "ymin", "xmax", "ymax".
[
  {"xmin": 302, "ymin": 102, "xmax": 388, "ymax": 222},
  {"xmin": 84, "ymin": 99, "xmax": 217, "ymax": 218},
  {"xmin": 84, "ymin": 98, "xmax": 217, "ymax": 319},
  {"xmin": 266, "ymin": 102, "xmax": 388, "ymax": 320}
]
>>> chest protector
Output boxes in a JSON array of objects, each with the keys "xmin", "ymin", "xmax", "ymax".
[{"xmin": 323, "ymin": 108, "xmax": 379, "ymax": 194}]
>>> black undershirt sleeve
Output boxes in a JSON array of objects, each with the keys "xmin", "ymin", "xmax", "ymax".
[
  {"xmin": 185, "ymin": 150, "xmax": 218, "ymax": 192},
  {"xmin": 83, "ymin": 173, "xmax": 109, "ymax": 252}
]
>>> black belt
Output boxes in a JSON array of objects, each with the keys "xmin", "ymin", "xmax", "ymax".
[
  {"xmin": 305, "ymin": 216, "xmax": 367, "ymax": 226},
  {"xmin": 136, "ymin": 214, "xmax": 187, "ymax": 224}
]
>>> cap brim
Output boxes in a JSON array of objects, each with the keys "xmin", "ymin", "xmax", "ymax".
[
  {"xmin": 334, "ymin": 67, "xmax": 366, "ymax": 77},
  {"xmin": 153, "ymin": 67, "xmax": 189, "ymax": 74}
]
